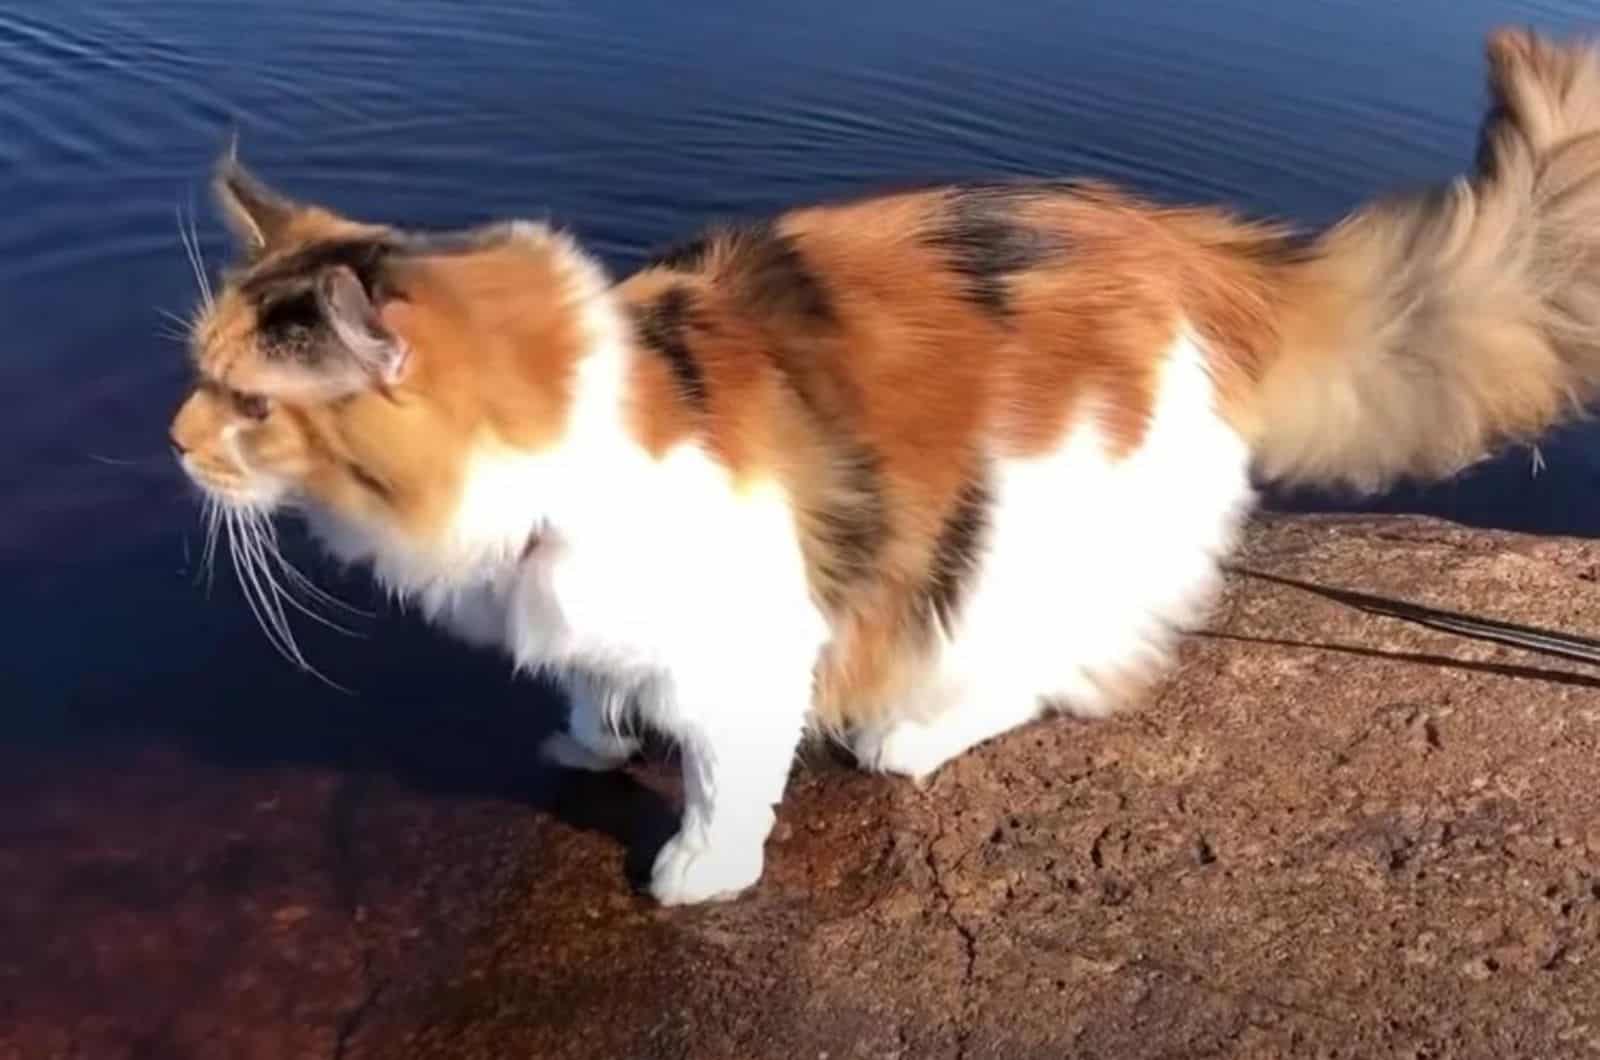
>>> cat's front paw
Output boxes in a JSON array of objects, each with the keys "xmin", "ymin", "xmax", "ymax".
[
  {"xmin": 648, "ymin": 828, "xmax": 764, "ymax": 906},
  {"xmin": 853, "ymin": 720, "xmax": 949, "ymax": 783}
]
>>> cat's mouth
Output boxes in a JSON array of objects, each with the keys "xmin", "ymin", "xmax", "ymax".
[{"xmin": 178, "ymin": 454, "xmax": 287, "ymax": 512}]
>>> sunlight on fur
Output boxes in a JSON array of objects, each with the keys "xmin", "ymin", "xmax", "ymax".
[{"xmin": 172, "ymin": 28, "xmax": 1600, "ymax": 904}]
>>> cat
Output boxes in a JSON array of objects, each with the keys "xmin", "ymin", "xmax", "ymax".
[{"xmin": 172, "ymin": 28, "xmax": 1600, "ymax": 905}]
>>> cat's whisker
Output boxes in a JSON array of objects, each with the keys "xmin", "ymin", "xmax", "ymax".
[
  {"xmin": 176, "ymin": 204, "xmax": 198, "ymax": 301},
  {"xmin": 245, "ymin": 509, "xmax": 366, "ymax": 634},
  {"xmin": 235, "ymin": 508, "xmax": 354, "ymax": 691},
  {"xmin": 254, "ymin": 515, "xmax": 374, "ymax": 618},
  {"xmin": 190, "ymin": 201, "xmax": 212, "ymax": 309},
  {"xmin": 157, "ymin": 308, "xmax": 195, "ymax": 345},
  {"xmin": 228, "ymin": 509, "xmax": 296, "ymax": 661},
  {"xmin": 264, "ymin": 534, "xmax": 374, "ymax": 622},
  {"xmin": 275, "ymin": 556, "xmax": 373, "ymax": 621},
  {"xmin": 86, "ymin": 451, "xmax": 169, "ymax": 468},
  {"xmin": 199, "ymin": 496, "xmax": 221, "ymax": 593},
  {"xmin": 237, "ymin": 510, "xmax": 306, "ymax": 656},
  {"xmin": 225, "ymin": 508, "xmax": 291, "ymax": 662},
  {"xmin": 187, "ymin": 200, "xmax": 214, "ymax": 308},
  {"xmin": 157, "ymin": 307, "xmax": 191, "ymax": 332},
  {"xmin": 176, "ymin": 201, "xmax": 212, "ymax": 312}
]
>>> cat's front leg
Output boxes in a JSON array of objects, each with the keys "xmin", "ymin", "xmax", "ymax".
[
  {"xmin": 647, "ymin": 666, "xmax": 810, "ymax": 906},
  {"xmin": 539, "ymin": 670, "xmax": 641, "ymax": 772}
]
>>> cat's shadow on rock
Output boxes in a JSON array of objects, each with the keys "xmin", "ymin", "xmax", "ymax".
[
  {"xmin": 28, "ymin": 593, "xmax": 686, "ymax": 875},
  {"xmin": 529, "ymin": 758, "xmax": 682, "ymax": 887}
]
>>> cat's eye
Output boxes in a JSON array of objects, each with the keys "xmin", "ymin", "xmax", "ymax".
[{"xmin": 233, "ymin": 390, "xmax": 270, "ymax": 421}]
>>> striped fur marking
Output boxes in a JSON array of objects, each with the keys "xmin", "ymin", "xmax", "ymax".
[
  {"xmin": 631, "ymin": 286, "xmax": 709, "ymax": 411},
  {"xmin": 921, "ymin": 466, "xmax": 992, "ymax": 635},
  {"xmin": 927, "ymin": 186, "xmax": 1063, "ymax": 316},
  {"xmin": 727, "ymin": 222, "xmax": 836, "ymax": 326},
  {"xmin": 646, "ymin": 222, "xmax": 836, "ymax": 327},
  {"xmin": 802, "ymin": 440, "xmax": 888, "ymax": 609}
]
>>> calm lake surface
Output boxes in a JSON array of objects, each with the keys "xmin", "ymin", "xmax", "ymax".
[{"xmin": 4, "ymin": 0, "xmax": 1599, "ymax": 751}]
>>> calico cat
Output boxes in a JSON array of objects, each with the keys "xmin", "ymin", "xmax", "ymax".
[{"xmin": 172, "ymin": 29, "xmax": 1600, "ymax": 904}]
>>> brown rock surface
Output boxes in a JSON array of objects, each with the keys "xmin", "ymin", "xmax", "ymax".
[{"xmin": 6, "ymin": 514, "xmax": 1600, "ymax": 1059}]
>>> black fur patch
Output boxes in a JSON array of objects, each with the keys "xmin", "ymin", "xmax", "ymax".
[
  {"xmin": 926, "ymin": 186, "xmax": 1063, "ymax": 316},
  {"xmin": 242, "ymin": 240, "xmax": 394, "ymax": 365},
  {"xmin": 631, "ymin": 286, "xmax": 709, "ymax": 410},
  {"xmin": 922, "ymin": 468, "xmax": 992, "ymax": 634},
  {"xmin": 256, "ymin": 290, "xmax": 324, "ymax": 362},
  {"xmin": 760, "ymin": 306, "xmax": 879, "ymax": 606},
  {"xmin": 646, "ymin": 222, "xmax": 835, "ymax": 326},
  {"xmin": 806, "ymin": 441, "xmax": 888, "ymax": 607},
  {"xmin": 728, "ymin": 222, "xmax": 836, "ymax": 326},
  {"xmin": 241, "ymin": 230, "xmax": 522, "ymax": 367},
  {"xmin": 238, "ymin": 238, "xmax": 395, "ymax": 302}
]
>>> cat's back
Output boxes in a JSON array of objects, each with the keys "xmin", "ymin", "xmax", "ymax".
[{"xmin": 615, "ymin": 178, "xmax": 1276, "ymax": 465}]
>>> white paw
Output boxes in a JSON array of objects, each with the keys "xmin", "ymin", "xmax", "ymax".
[
  {"xmin": 538, "ymin": 730, "xmax": 638, "ymax": 772},
  {"xmin": 649, "ymin": 828, "xmax": 765, "ymax": 906},
  {"xmin": 854, "ymin": 719, "xmax": 958, "ymax": 782}
]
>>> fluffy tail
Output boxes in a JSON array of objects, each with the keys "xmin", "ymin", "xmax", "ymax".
[{"xmin": 1249, "ymin": 27, "xmax": 1600, "ymax": 492}]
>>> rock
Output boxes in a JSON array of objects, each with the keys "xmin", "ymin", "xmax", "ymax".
[{"xmin": 5, "ymin": 515, "xmax": 1600, "ymax": 1059}]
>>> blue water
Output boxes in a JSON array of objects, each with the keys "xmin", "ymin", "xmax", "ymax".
[{"xmin": 3, "ymin": 0, "xmax": 1598, "ymax": 751}]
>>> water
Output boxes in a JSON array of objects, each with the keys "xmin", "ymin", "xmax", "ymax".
[{"xmin": 4, "ymin": 0, "xmax": 1599, "ymax": 751}]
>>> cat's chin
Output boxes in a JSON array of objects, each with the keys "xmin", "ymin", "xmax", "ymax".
[
  {"xmin": 208, "ymin": 490, "xmax": 289, "ymax": 519},
  {"xmin": 179, "ymin": 461, "xmax": 288, "ymax": 516},
  {"xmin": 298, "ymin": 505, "xmax": 375, "ymax": 567}
]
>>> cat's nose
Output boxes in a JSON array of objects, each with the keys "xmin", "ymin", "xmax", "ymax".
[{"xmin": 169, "ymin": 435, "xmax": 189, "ymax": 459}]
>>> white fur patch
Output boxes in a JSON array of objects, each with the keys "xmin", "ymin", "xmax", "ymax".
[{"xmin": 858, "ymin": 328, "xmax": 1254, "ymax": 778}]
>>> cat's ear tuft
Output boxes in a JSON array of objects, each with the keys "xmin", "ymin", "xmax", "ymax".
[
  {"xmin": 316, "ymin": 266, "xmax": 409, "ymax": 385},
  {"xmin": 213, "ymin": 144, "xmax": 299, "ymax": 255}
]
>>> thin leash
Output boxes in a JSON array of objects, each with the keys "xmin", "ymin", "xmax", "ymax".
[{"xmin": 1222, "ymin": 563, "xmax": 1600, "ymax": 671}]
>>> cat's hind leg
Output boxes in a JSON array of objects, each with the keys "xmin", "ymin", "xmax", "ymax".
[{"xmin": 852, "ymin": 678, "xmax": 1048, "ymax": 782}]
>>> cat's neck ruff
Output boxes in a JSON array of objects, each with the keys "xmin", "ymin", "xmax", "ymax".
[{"xmin": 309, "ymin": 245, "xmax": 650, "ymax": 605}]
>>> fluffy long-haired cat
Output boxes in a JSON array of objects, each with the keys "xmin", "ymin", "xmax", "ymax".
[{"xmin": 172, "ymin": 29, "xmax": 1600, "ymax": 904}]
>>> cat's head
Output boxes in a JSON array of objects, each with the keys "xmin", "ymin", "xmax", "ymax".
[{"xmin": 169, "ymin": 151, "xmax": 602, "ymax": 543}]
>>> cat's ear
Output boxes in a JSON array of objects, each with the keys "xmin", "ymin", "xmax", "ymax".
[
  {"xmin": 316, "ymin": 266, "xmax": 409, "ymax": 386},
  {"xmin": 213, "ymin": 142, "xmax": 298, "ymax": 254}
]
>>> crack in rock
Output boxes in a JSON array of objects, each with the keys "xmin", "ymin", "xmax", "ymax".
[
  {"xmin": 327, "ymin": 775, "xmax": 385, "ymax": 1060},
  {"xmin": 922, "ymin": 805, "xmax": 979, "ymax": 1060}
]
